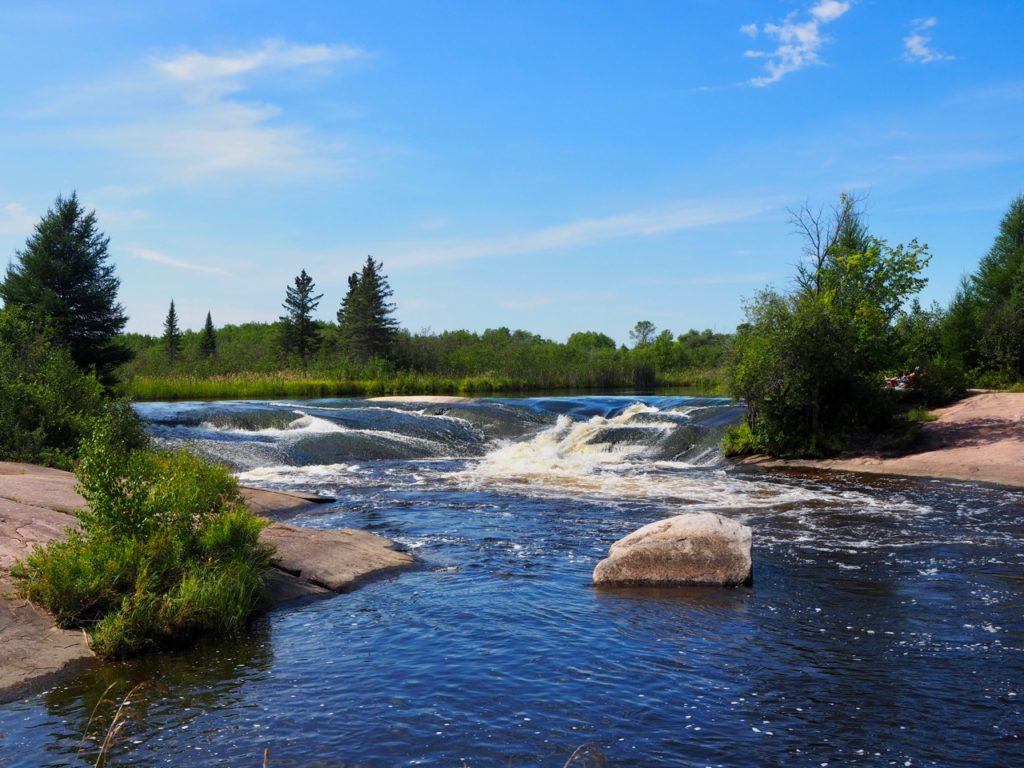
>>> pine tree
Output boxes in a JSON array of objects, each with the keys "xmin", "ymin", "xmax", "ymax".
[
  {"xmin": 337, "ymin": 256, "xmax": 399, "ymax": 361},
  {"xmin": 163, "ymin": 301, "xmax": 182, "ymax": 363},
  {"xmin": 974, "ymin": 195, "xmax": 1024, "ymax": 306},
  {"xmin": 0, "ymin": 192, "xmax": 131, "ymax": 383},
  {"xmin": 200, "ymin": 311, "xmax": 217, "ymax": 358},
  {"xmin": 280, "ymin": 269, "xmax": 323, "ymax": 369}
]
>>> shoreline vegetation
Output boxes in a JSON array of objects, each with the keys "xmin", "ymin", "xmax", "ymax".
[
  {"xmin": 122, "ymin": 367, "xmax": 727, "ymax": 401},
  {"xmin": 722, "ymin": 193, "xmax": 1024, "ymax": 459}
]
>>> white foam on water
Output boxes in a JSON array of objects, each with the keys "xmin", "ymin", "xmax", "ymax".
[
  {"xmin": 454, "ymin": 403, "xmax": 936, "ymax": 538},
  {"xmin": 463, "ymin": 403, "xmax": 675, "ymax": 483},
  {"xmin": 200, "ymin": 409, "xmax": 449, "ymax": 454},
  {"xmin": 200, "ymin": 412, "xmax": 344, "ymax": 438},
  {"xmin": 236, "ymin": 463, "xmax": 360, "ymax": 485}
]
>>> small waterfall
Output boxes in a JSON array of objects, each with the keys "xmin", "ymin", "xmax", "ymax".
[{"xmin": 136, "ymin": 396, "xmax": 742, "ymax": 475}]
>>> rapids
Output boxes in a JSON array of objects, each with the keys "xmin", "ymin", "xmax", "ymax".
[{"xmin": 1, "ymin": 395, "xmax": 1021, "ymax": 767}]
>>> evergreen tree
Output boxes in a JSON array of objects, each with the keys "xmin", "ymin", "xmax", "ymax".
[
  {"xmin": 975, "ymin": 195, "xmax": 1024, "ymax": 306},
  {"xmin": 337, "ymin": 256, "xmax": 399, "ymax": 361},
  {"xmin": 200, "ymin": 311, "xmax": 217, "ymax": 358},
  {"xmin": 280, "ymin": 269, "xmax": 323, "ymax": 369},
  {"xmin": 163, "ymin": 301, "xmax": 182, "ymax": 362},
  {"xmin": 941, "ymin": 195, "xmax": 1024, "ymax": 378},
  {"xmin": 0, "ymin": 192, "xmax": 130, "ymax": 383}
]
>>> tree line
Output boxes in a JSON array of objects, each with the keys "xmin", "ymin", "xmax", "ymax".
[
  {"xmin": 158, "ymin": 255, "xmax": 402, "ymax": 372},
  {"xmin": 3, "ymin": 190, "xmax": 1023, "ymax": 457}
]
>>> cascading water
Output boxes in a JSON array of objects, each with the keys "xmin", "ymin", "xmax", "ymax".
[{"xmin": 2, "ymin": 395, "xmax": 1022, "ymax": 767}]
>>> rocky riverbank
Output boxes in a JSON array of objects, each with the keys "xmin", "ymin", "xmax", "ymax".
[
  {"xmin": 738, "ymin": 391, "xmax": 1024, "ymax": 488},
  {"xmin": 0, "ymin": 462, "xmax": 412, "ymax": 703}
]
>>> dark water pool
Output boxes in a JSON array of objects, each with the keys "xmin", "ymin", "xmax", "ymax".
[{"xmin": 1, "ymin": 396, "xmax": 1021, "ymax": 766}]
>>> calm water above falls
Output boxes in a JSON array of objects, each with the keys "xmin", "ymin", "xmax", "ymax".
[{"xmin": 1, "ymin": 396, "xmax": 1022, "ymax": 767}]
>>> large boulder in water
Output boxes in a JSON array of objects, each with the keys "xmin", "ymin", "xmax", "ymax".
[{"xmin": 593, "ymin": 512, "xmax": 752, "ymax": 587}]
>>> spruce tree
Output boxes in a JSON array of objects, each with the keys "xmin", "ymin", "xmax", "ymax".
[
  {"xmin": 337, "ymin": 256, "xmax": 399, "ymax": 361},
  {"xmin": 200, "ymin": 311, "xmax": 217, "ymax": 358},
  {"xmin": 163, "ymin": 300, "xmax": 182, "ymax": 363},
  {"xmin": 280, "ymin": 269, "xmax": 323, "ymax": 369},
  {"xmin": 974, "ymin": 195, "xmax": 1024, "ymax": 305},
  {"xmin": 969, "ymin": 195, "xmax": 1024, "ymax": 376},
  {"xmin": 0, "ymin": 192, "xmax": 131, "ymax": 383}
]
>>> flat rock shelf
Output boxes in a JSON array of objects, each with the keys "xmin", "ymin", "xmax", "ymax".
[{"xmin": 0, "ymin": 462, "xmax": 413, "ymax": 703}]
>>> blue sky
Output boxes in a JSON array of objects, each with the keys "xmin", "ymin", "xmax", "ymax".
[{"xmin": 0, "ymin": 1, "xmax": 1021, "ymax": 342}]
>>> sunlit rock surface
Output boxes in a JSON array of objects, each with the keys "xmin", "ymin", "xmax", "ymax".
[{"xmin": 593, "ymin": 512, "xmax": 752, "ymax": 587}]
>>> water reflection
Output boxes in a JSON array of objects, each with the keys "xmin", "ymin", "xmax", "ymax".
[{"xmin": 33, "ymin": 620, "xmax": 274, "ymax": 767}]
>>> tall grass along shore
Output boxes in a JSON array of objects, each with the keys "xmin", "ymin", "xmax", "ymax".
[{"xmin": 123, "ymin": 368, "xmax": 727, "ymax": 401}]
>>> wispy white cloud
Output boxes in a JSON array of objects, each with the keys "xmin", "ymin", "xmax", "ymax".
[
  {"xmin": 155, "ymin": 40, "xmax": 365, "ymax": 86},
  {"xmin": 128, "ymin": 246, "xmax": 232, "ymax": 277},
  {"xmin": 741, "ymin": 0, "xmax": 852, "ymax": 86},
  {"xmin": 46, "ymin": 39, "xmax": 366, "ymax": 184},
  {"xmin": 0, "ymin": 202, "xmax": 35, "ymax": 236},
  {"xmin": 903, "ymin": 18, "xmax": 955, "ymax": 64},
  {"xmin": 379, "ymin": 198, "xmax": 775, "ymax": 268},
  {"xmin": 98, "ymin": 102, "xmax": 329, "ymax": 181}
]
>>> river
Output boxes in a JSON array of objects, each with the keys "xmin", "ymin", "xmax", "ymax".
[{"xmin": 1, "ymin": 395, "xmax": 1021, "ymax": 766}]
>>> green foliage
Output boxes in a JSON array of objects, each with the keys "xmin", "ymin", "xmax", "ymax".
[
  {"xmin": 906, "ymin": 405, "xmax": 937, "ymax": 424},
  {"xmin": 15, "ymin": 417, "xmax": 271, "ymax": 658},
  {"xmin": 917, "ymin": 356, "xmax": 966, "ymax": 407},
  {"xmin": 629, "ymin": 320, "xmax": 657, "ymax": 347},
  {"xmin": 119, "ymin": 317, "xmax": 732, "ymax": 398},
  {"xmin": 729, "ymin": 195, "xmax": 932, "ymax": 457},
  {"xmin": 337, "ymin": 256, "xmax": 399, "ymax": 362},
  {"xmin": 891, "ymin": 302, "xmax": 966, "ymax": 406},
  {"xmin": 162, "ymin": 300, "xmax": 182, "ymax": 363},
  {"xmin": 200, "ymin": 311, "xmax": 217, "ymax": 358},
  {"xmin": 721, "ymin": 422, "xmax": 758, "ymax": 457},
  {"xmin": 0, "ymin": 308, "xmax": 111, "ymax": 468},
  {"xmin": 280, "ymin": 269, "xmax": 323, "ymax": 369},
  {"xmin": 940, "ymin": 195, "xmax": 1024, "ymax": 383},
  {"xmin": 0, "ymin": 193, "xmax": 130, "ymax": 384},
  {"xmin": 566, "ymin": 331, "xmax": 616, "ymax": 353}
]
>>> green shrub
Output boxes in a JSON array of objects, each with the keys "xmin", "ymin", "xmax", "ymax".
[
  {"xmin": 721, "ymin": 422, "xmax": 759, "ymax": 457},
  {"xmin": 0, "ymin": 308, "xmax": 110, "ymax": 468},
  {"xmin": 918, "ymin": 356, "xmax": 966, "ymax": 407},
  {"xmin": 15, "ymin": 418, "xmax": 272, "ymax": 657}
]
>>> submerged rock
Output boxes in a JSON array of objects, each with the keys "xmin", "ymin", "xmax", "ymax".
[{"xmin": 593, "ymin": 512, "xmax": 752, "ymax": 587}]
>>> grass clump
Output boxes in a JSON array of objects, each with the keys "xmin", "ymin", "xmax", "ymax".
[
  {"xmin": 906, "ymin": 405, "xmax": 938, "ymax": 424},
  {"xmin": 13, "ymin": 408, "xmax": 272, "ymax": 658}
]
